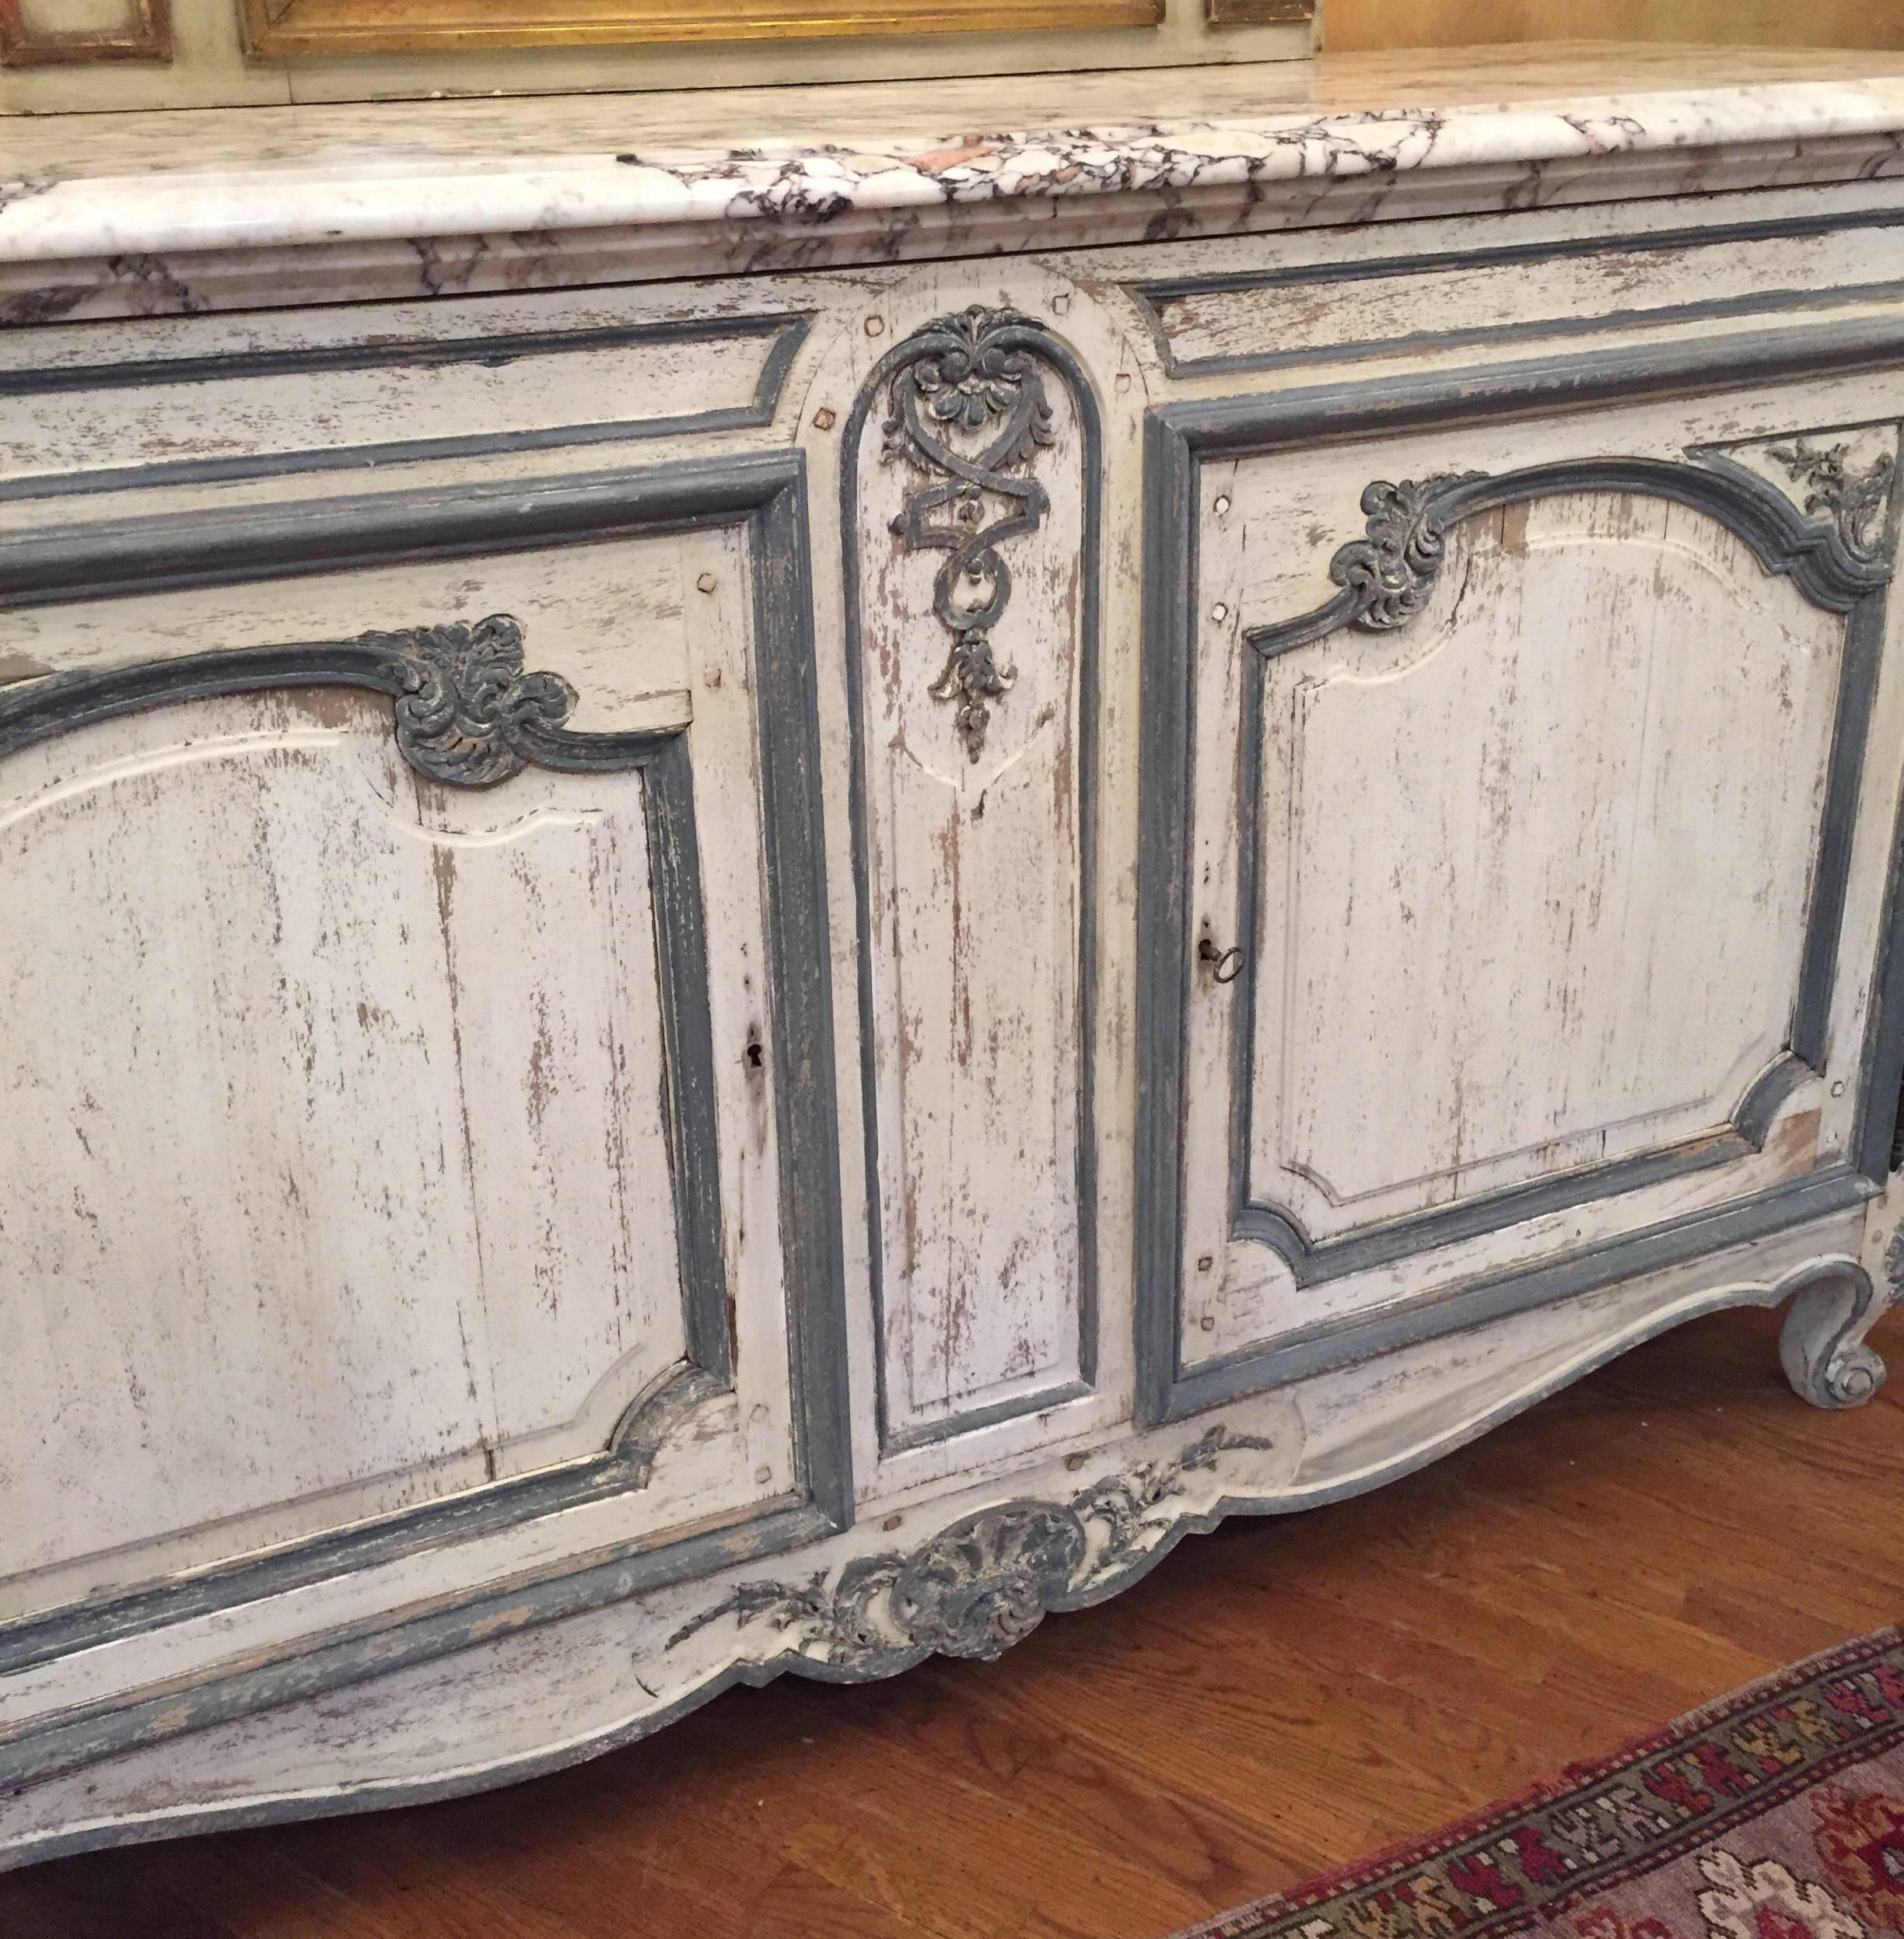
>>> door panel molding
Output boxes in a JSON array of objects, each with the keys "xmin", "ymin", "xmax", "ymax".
[
  {"xmin": 0, "ymin": 449, "xmax": 852, "ymax": 1790},
  {"xmin": 1232, "ymin": 451, "xmax": 1888, "ymax": 1273},
  {"xmin": 1136, "ymin": 351, "xmax": 1904, "ymax": 1425}
]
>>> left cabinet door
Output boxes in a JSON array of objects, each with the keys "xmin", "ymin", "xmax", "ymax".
[{"xmin": 0, "ymin": 453, "xmax": 849, "ymax": 1789}]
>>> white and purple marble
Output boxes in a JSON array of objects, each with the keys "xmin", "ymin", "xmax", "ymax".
[{"xmin": 4, "ymin": 47, "xmax": 1904, "ymax": 320}]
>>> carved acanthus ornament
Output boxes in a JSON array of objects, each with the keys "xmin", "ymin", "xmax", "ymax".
[
  {"xmin": 880, "ymin": 304, "xmax": 1059, "ymax": 762},
  {"xmin": 0, "ymin": 614, "xmax": 622, "ymax": 790},
  {"xmin": 1766, "ymin": 436, "xmax": 1895, "ymax": 560},
  {"xmin": 373, "ymin": 615, "xmax": 578, "ymax": 787},
  {"xmin": 1330, "ymin": 473, "xmax": 1488, "ymax": 632},
  {"xmin": 668, "ymin": 1425, "xmax": 1276, "ymax": 1669}
]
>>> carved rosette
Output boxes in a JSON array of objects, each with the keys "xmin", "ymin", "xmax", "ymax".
[
  {"xmin": 668, "ymin": 1425, "xmax": 1276, "ymax": 1668},
  {"xmin": 370, "ymin": 615, "xmax": 579, "ymax": 787},
  {"xmin": 877, "ymin": 303, "xmax": 1062, "ymax": 762}
]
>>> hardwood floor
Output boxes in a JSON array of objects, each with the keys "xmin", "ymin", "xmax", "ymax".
[{"xmin": 7, "ymin": 1300, "xmax": 1902, "ymax": 1939}]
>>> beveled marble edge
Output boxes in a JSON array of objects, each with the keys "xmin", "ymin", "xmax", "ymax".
[{"xmin": 3, "ymin": 47, "xmax": 1904, "ymax": 269}]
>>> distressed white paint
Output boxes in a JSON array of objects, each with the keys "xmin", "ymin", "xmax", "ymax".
[
  {"xmin": 792, "ymin": 261, "xmax": 1148, "ymax": 1508},
  {"xmin": 0, "ymin": 534, "xmax": 694, "ymax": 737},
  {"xmin": 0, "ymin": 701, "xmax": 680, "ymax": 1610},
  {"xmin": 3, "ymin": 107, "xmax": 1904, "ymax": 1871},
  {"xmin": 0, "ymin": 1209, "xmax": 1864, "ymax": 1874},
  {"xmin": 0, "ymin": 296, "xmax": 793, "ymax": 491},
  {"xmin": 851, "ymin": 282, "xmax": 1090, "ymax": 1447},
  {"xmin": 1178, "ymin": 391, "xmax": 1904, "ymax": 1369},
  {"xmin": 1141, "ymin": 211, "xmax": 1904, "ymax": 376},
  {"xmin": 1259, "ymin": 494, "xmax": 1836, "ymax": 1230}
]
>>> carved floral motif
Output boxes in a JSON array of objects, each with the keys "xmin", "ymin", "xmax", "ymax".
[
  {"xmin": 1766, "ymin": 436, "xmax": 1895, "ymax": 560},
  {"xmin": 880, "ymin": 304, "xmax": 1059, "ymax": 762},
  {"xmin": 667, "ymin": 1424, "xmax": 1276, "ymax": 1668}
]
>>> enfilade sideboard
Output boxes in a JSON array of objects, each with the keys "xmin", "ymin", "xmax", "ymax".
[{"xmin": 4, "ymin": 47, "xmax": 1904, "ymax": 1867}]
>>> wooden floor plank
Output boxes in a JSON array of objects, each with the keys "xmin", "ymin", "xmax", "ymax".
[{"xmin": 6, "ymin": 1302, "xmax": 1901, "ymax": 1937}]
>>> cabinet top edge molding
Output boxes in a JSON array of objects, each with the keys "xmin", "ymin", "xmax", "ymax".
[{"xmin": 4, "ymin": 47, "xmax": 1904, "ymax": 318}]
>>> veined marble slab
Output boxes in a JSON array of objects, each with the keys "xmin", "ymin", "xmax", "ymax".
[{"xmin": 4, "ymin": 47, "xmax": 1904, "ymax": 318}]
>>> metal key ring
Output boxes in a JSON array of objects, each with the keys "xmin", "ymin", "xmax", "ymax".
[{"xmin": 1197, "ymin": 938, "xmax": 1246, "ymax": 985}]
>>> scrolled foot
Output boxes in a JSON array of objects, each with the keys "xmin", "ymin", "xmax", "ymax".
[{"xmin": 1779, "ymin": 1258, "xmax": 1889, "ymax": 1410}]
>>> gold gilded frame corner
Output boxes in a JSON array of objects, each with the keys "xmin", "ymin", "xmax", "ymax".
[{"xmin": 1, "ymin": 0, "xmax": 170, "ymax": 64}]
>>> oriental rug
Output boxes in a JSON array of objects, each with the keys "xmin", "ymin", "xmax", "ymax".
[{"xmin": 1174, "ymin": 1624, "xmax": 1904, "ymax": 1939}]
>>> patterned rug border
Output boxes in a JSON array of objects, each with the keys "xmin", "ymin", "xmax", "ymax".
[{"xmin": 1171, "ymin": 1620, "xmax": 1904, "ymax": 1939}]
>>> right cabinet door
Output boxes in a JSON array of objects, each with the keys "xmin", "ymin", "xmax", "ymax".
[{"xmin": 1138, "ymin": 371, "xmax": 1904, "ymax": 1421}]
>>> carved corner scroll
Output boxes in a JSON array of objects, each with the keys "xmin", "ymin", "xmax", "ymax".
[
  {"xmin": 1251, "ymin": 453, "xmax": 1895, "ymax": 663},
  {"xmin": 0, "ymin": 614, "xmax": 632, "ymax": 788},
  {"xmin": 381, "ymin": 616, "xmax": 577, "ymax": 786},
  {"xmin": 1780, "ymin": 1259, "xmax": 1890, "ymax": 1411},
  {"xmin": 667, "ymin": 1424, "xmax": 1277, "ymax": 1671},
  {"xmin": 1765, "ymin": 436, "xmax": 1896, "ymax": 562},
  {"xmin": 872, "ymin": 303, "xmax": 1068, "ymax": 763}
]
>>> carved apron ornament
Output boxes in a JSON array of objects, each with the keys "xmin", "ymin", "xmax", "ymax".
[
  {"xmin": 667, "ymin": 1424, "xmax": 1276, "ymax": 1668},
  {"xmin": 878, "ymin": 304, "xmax": 1059, "ymax": 762}
]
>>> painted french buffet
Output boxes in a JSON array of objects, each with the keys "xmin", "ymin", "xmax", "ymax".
[{"xmin": 2, "ymin": 45, "xmax": 1904, "ymax": 1867}]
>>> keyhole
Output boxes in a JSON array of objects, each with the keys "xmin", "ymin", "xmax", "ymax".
[{"xmin": 745, "ymin": 1034, "xmax": 765, "ymax": 1070}]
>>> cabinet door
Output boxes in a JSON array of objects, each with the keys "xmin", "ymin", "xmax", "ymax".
[
  {"xmin": 1138, "ymin": 373, "xmax": 1904, "ymax": 1422},
  {"xmin": 0, "ymin": 455, "xmax": 848, "ymax": 1787}
]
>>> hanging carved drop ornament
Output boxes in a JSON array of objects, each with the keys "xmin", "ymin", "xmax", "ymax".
[{"xmin": 879, "ymin": 304, "xmax": 1059, "ymax": 762}]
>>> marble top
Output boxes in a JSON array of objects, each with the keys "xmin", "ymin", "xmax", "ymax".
[{"xmin": 4, "ymin": 46, "xmax": 1904, "ymax": 269}]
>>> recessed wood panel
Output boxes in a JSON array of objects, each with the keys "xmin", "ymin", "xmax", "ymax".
[
  {"xmin": 0, "ymin": 696, "xmax": 687, "ymax": 1608},
  {"xmin": 0, "ymin": 0, "xmax": 166, "ymax": 61},
  {"xmin": 1254, "ymin": 492, "xmax": 1839, "ymax": 1239},
  {"xmin": 845, "ymin": 303, "xmax": 1099, "ymax": 1449}
]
